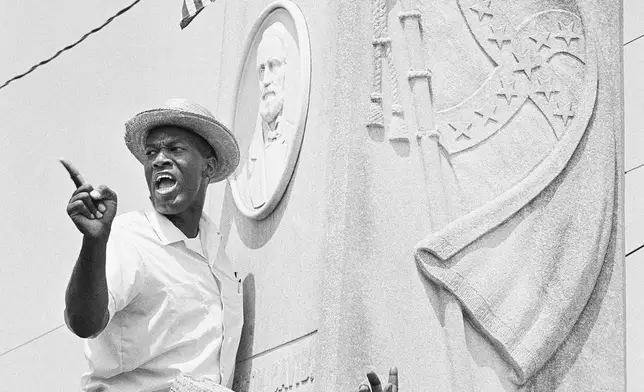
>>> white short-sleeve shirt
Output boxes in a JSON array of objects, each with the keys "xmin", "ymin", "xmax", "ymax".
[{"xmin": 67, "ymin": 210, "xmax": 243, "ymax": 392}]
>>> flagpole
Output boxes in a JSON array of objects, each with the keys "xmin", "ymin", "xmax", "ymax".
[
  {"xmin": 398, "ymin": 1, "xmax": 449, "ymax": 231},
  {"xmin": 397, "ymin": 6, "xmax": 476, "ymax": 387}
]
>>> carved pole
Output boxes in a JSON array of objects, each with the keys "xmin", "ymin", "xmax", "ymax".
[
  {"xmin": 398, "ymin": 6, "xmax": 473, "ymax": 388},
  {"xmin": 398, "ymin": 1, "xmax": 449, "ymax": 230}
]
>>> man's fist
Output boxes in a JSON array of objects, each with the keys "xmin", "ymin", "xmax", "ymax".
[{"xmin": 61, "ymin": 159, "xmax": 117, "ymax": 240}]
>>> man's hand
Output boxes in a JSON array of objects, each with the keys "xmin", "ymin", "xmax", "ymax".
[
  {"xmin": 61, "ymin": 159, "xmax": 117, "ymax": 240},
  {"xmin": 62, "ymin": 158, "xmax": 115, "ymax": 337},
  {"xmin": 358, "ymin": 367, "xmax": 398, "ymax": 392}
]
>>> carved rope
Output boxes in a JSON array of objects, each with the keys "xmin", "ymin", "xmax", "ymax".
[{"xmin": 368, "ymin": 0, "xmax": 408, "ymax": 141}]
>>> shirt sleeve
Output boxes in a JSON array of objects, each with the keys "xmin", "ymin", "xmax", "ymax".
[
  {"xmin": 63, "ymin": 220, "xmax": 146, "ymax": 337},
  {"xmin": 105, "ymin": 223, "xmax": 145, "ymax": 322}
]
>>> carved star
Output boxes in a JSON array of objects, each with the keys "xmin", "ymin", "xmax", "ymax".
[
  {"xmin": 535, "ymin": 76, "xmax": 559, "ymax": 102},
  {"xmin": 470, "ymin": 0, "xmax": 494, "ymax": 22},
  {"xmin": 529, "ymin": 26, "xmax": 551, "ymax": 52},
  {"xmin": 475, "ymin": 104, "xmax": 498, "ymax": 125},
  {"xmin": 554, "ymin": 21, "xmax": 581, "ymax": 47},
  {"xmin": 488, "ymin": 24, "xmax": 512, "ymax": 50},
  {"xmin": 553, "ymin": 101, "xmax": 575, "ymax": 126},
  {"xmin": 512, "ymin": 50, "xmax": 542, "ymax": 80},
  {"xmin": 497, "ymin": 79, "xmax": 518, "ymax": 105},
  {"xmin": 449, "ymin": 121, "xmax": 474, "ymax": 140}
]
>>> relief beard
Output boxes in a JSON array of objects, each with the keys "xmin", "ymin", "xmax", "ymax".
[{"xmin": 260, "ymin": 92, "xmax": 284, "ymax": 124}]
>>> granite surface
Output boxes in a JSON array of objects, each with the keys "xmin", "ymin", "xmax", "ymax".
[{"xmin": 207, "ymin": 0, "xmax": 624, "ymax": 390}]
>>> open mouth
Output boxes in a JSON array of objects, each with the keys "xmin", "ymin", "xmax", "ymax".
[{"xmin": 154, "ymin": 173, "xmax": 178, "ymax": 194}]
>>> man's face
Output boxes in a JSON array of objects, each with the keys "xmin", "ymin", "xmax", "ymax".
[
  {"xmin": 143, "ymin": 126, "xmax": 215, "ymax": 217},
  {"xmin": 257, "ymin": 34, "xmax": 286, "ymax": 125}
]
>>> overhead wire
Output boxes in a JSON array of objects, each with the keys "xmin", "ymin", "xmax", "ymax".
[
  {"xmin": 0, "ymin": 0, "xmax": 143, "ymax": 91},
  {"xmin": 624, "ymin": 29, "xmax": 644, "ymax": 258},
  {"xmin": 625, "ymin": 32, "xmax": 644, "ymax": 47},
  {"xmin": 0, "ymin": 324, "xmax": 64, "ymax": 358},
  {"xmin": 0, "ymin": 0, "xmax": 144, "ymax": 359}
]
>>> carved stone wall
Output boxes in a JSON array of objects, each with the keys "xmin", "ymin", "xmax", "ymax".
[{"xmin": 209, "ymin": 0, "xmax": 623, "ymax": 391}]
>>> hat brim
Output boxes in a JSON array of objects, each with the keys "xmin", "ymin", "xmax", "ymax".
[{"xmin": 124, "ymin": 109, "xmax": 240, "ymax": 183}]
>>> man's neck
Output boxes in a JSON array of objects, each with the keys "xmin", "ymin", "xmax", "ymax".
[{"xmin": 163, "ymin": 208, "xmax": 202, "ymax": 238}]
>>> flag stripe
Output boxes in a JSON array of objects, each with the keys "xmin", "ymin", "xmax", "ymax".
[
  {"xmin": 182, "ymin": 0, "xmax": 189, "ymax": 21},
  {"xmin": 185, "ymin": 0, "xmax": 197, "ymax": 17},
  {"xmin": 181, "ymin": 0, "xmax": 215, "ymax": 29}
]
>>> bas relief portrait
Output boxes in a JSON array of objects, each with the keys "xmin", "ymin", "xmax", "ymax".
[
  {"xmin": 247, "ymin": 23, "xmax": 295, "ymax": 209},
  {"xmin": 229, "ymin": 1, "xmax": 311, "ymax": 220}
]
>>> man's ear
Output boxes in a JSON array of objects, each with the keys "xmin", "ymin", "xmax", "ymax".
[{"xmin": 203, "ymin": 156, "xmax": 217, "ymax": 181}]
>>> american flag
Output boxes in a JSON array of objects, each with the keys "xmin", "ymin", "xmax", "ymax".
[{"xmin": 180, "ymin": 0, "xmax": 217, "ymax": 29}]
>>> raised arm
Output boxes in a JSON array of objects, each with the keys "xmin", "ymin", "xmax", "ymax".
[{"xmin": 61, "ymin": 159, "xmax": 118, "ymax": 338}]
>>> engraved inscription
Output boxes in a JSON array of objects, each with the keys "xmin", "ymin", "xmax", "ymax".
[{"xmin": 233, "ymin": 344, "xmax": 316, "ymax": 392}]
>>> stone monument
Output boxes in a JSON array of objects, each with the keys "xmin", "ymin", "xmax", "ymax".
[{"xmin": 208, "ymin": 0, "xmax": 623, "ymax": 390}]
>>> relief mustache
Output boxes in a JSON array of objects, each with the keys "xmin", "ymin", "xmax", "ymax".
[{"xmin": 262, "ymin": 90, "xmax": 276, "ymax": 99}]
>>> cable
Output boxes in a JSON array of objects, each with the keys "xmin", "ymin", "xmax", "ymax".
[
  {"xmin": 0, "ymin": 324, "xmax": 64, "ymax": 358},
  {"xmin": 625, "ymin": 162, "xmax": 644, "ymax": 174},
  {"xmin": 0, "ymin": 0, "xmax": 143, "ymax": 91},
  {"xmin": 625, "ymin": 32, "xmax": 644, "ymax": 47},
  {"xmin": 627, "ymin": 243, "xmax": 644, "ymax": 258}
]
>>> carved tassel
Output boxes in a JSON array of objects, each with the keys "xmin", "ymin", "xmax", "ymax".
[
  {"xmin": 389, "ymin": 105, "xmax": 407, "ymax": 141},
  {"xmin": 386, "ymin": 42, "xmax": 408, "ymax": 141},
  {"xmin": 368, "ymin": 92, "xmax": 385, "ymax": 128},
  {"xmin": 368, "ymin": 0, "xmax": 408, "ymax": 140},
  {"xmin": 368, "ymin": 0, "xmax": 387, "ymax": 129}
]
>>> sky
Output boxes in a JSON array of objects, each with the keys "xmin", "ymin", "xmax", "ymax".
[{"xmin": 0, "ymin": 0, "xmax": 228, "ymax": 389}]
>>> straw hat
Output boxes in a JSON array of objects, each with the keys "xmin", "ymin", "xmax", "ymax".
[{"xmin": 124, "ymin": 99, "xmax": 240, "ymax": 183}]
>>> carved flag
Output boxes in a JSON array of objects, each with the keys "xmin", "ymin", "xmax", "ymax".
[
  {"xmin": 180, "ymin": 0, "xmax": 217, "ymax": 29},
  {"xmin": 406, "ymin": 0, "xmax": 612, "ymax": 385}
]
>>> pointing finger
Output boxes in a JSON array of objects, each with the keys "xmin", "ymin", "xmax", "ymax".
[{"xmin": 59, "ymin": 158, "xmax": 86, "ymax": 188}]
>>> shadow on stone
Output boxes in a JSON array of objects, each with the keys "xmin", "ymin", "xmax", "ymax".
[
  {"xmin": 367, "ymin": 125, "xmax": 385, "ymax": 142},
  {"xmin": 390, "ymin": 139, "xmax": 410, "ymax": 157},
  {"xmin": 232, "ymin": 273, "xmax": 256, "ymax": 392}
]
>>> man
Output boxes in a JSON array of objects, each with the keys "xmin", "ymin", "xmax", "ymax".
[
  {"xmin": 63, "ymin": 98, "xmax": 243, "ymax": 392},
  {"xmin": 244, "ymin": 22, "xmax": 296, "ymax": 208}
]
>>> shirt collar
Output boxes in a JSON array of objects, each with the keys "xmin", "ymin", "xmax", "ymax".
[
  {"xmin": 145, "ymin": 209, "xmax": 224, "ymax": 269},
  {"xmin": 146, "ymin": 209, "xmax": 209, "ymax": 246}
]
